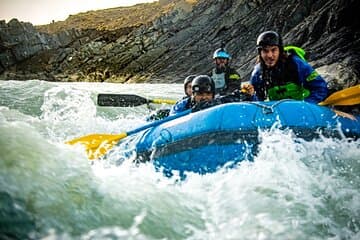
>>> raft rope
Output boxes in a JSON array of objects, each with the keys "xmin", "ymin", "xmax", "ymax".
[{"xmin": 246, "ymin": 99, "xmax": 293, "ymax": 114}]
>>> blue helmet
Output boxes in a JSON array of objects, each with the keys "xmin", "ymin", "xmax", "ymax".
[{"xmin": 213, "ymin": 48, "xmax": 231, "ymax": 59}]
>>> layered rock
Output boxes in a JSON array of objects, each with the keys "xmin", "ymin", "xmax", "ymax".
[
  {"xmin": 0, "ymin": 18, "xmax": 91, "ymax": 80},
  {"xmin": 0, "ymin": 0, "xmax": 359, "ymax": 91}
]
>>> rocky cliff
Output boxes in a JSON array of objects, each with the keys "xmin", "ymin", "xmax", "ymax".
[{"xmin": 0, "ymin": 0, "xmax": 359, "ymax": 91}]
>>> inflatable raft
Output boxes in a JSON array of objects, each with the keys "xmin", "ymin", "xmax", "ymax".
[{"xmin": 113, "ymin": 100, "xmax": 360, "ymax": 176}]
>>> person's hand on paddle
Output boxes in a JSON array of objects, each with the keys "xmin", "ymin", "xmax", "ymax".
[
  {"xmin": 230, "ymin": 89, "xmax": 252, "ymax": 101},
  {"xmin": 241, "ymin": 83, "xmax": 255, "ymax": 96}
]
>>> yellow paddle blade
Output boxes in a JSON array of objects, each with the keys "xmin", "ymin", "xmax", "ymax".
[
  {"xmin": 319, "ymin": 85, "xmax": 360, "ymax": 106},
  {"xmin": 66, "ymin": 133, "xmax": 127, "ymax": 160},
  {"xmin": 151, "ymin": 98, "xmax": 177, "ymax": 105}
]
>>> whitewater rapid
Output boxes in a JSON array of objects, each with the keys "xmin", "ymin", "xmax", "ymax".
[{"xmin": 0, "ymin": 80, "xmax": 359, "ymax": 239}]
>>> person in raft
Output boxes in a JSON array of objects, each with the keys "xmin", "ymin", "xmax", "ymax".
[
  {"xmin": 243, "ymin": 30, "xmax": 328, "ymax": 103},
  {"xmin": 182, "ymin": 74, "xmax": 196, "ymax": 99},
  {"xmin": 210, "ymin": 48, "xmax": 241, "ymax": 96},
  {"xmin": 146, "ymin": 74, "xmax": 197, "ymax": 121},
  {"xmin": 169, "ymin": 75, "xmax": 216, "ymax": 115}
]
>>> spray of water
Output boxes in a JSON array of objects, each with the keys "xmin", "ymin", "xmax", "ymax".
[{"xmin": 1, "ymin": 80, "xmax": 359, "ymax": 239}]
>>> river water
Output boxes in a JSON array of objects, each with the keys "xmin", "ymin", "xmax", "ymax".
[{"xmin": 0, "ymin": 80, "xmax": 359, "ymax": 239}]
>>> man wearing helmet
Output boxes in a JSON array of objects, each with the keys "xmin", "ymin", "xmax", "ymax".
[
  {"xmin": 210, "ymin": 48, "xmax": 241, "ymax": 96},
  {"xmin": 170, "ymin": 75, "xmax": 215, "ymax": 115},
  {"xmin": 244, "ymin": 31, "xmax": 328, "ymax": 103},
  {"xmin": 147, "ymin": 74, "xmax": 196, "ymax": 121}
]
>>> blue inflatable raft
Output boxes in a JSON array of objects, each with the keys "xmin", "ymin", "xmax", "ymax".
[{"xmin": 113, "ymin": 100, "xmax": 360, "ymax": 176}]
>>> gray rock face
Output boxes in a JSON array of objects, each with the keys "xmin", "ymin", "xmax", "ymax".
[
  {"xmin": 0, "ymin": 19, "xmax": 45, "ymax": 68},
  {"xmin": 0, "ymin": 0, "xmax": 359, "ymax": 90},
  {"xmin": 0, "ymin": 19, "xmax": 81, "ymax": 66}
]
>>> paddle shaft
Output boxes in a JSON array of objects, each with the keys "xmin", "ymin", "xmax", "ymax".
[
  {"xmin": 97, "ymin": 93, "xmax": 176, "ymax": 107},
  {"xmin": 126, "ymin": 109, "xmax": 191, "ymax": 136}
]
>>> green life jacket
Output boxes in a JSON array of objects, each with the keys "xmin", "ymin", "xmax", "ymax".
[
  {"xmin": 267, "ymin": 82, "xmax": 310, "ymax": 100},
  {"xmin": 265, "ymin": 46, "xmax": 311, "ymax": 100}
]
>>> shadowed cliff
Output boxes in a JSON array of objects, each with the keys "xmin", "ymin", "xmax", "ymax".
[{"xmin": 0, "ymin": 0, "xmax": 359, "ymax": 91}]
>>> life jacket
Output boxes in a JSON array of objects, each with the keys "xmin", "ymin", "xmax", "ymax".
[
  {"xmin": 212, "ymin": 68, "xmax": 227, "ymax": 93},
  {"xmin": 261, "ymin": 46, "xmax": 311, "ymax": 101}
]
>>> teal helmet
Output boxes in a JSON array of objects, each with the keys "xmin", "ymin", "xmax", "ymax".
[
  {"xmin": 191, "ymin": 75, "xmax": 215, "ymax": 96},
  {"xmin": 213, "ymin": 48, "xmax": 231, "ymax": 59}
]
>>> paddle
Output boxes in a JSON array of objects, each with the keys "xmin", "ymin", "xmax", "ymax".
[
  {"xmin": 319, "ymin": 84, "xmax": 360, "ymax": 106},
  {"xmin": 318, "ymin": 84, "xmax": 360, "ymax": 120},
  {"xmin": 66, "ymin": 109, "xmax": 192, "ymax": 159},
  {"xmin": 97, "ymin": 93, "xmax": 177, "ymax": 107}
]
